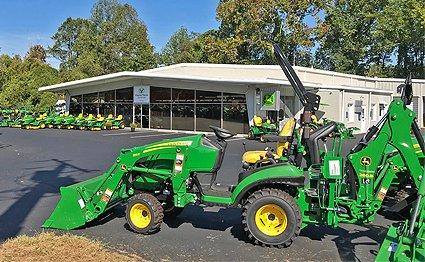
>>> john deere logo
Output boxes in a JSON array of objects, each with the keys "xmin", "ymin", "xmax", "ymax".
[
  {"xmin": 263, "ymin": 94, "xmax": 275, "ymax": 106},
  {"xmin": 120, "ymin": 164, "xmax": 127, "ymax": 170},
  {"xmin": 139, "ymin": 88, "xmax": 144, "ymax": 94},
  {"xmin": 360, "ymin": 157, "xmax": 371, "ymax": 166}
]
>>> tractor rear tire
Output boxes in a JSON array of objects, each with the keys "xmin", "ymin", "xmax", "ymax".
[
  {"xmin": 126, "ymin": 193, "xmax": 164, "ymax": 234},
  {"xmin": 242, "ymin": 188, "xmax": 301, "ymax": 248},
  {"xmin": 259, "ymin": 135, "xmax": 267, "ymax": 143}
]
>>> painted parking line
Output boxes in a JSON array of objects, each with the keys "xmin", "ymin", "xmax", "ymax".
[
  {"xmin": 130, "ymin": 132, "xmax": 178, "ymax": 139},
  {"xmin": 102, "ymin": 131, "xmax": 157, "ymax": 137}
]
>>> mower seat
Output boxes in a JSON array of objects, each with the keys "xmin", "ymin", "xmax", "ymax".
[
  {"xmin": 116, "ymin": 115, "xmax": 123, "ymax": 121},
  {"xmin": 253, "ymin": 115, "xmax": 263, "ymax": 127},
  {"xmin": 107, "ymin": 114, "xmax": 114, "ymax": 119}
]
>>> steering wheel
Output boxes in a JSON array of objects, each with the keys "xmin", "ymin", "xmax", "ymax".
[{"xmin": 209, "ymin": 126, "xmax": 236, "ymax": 140}]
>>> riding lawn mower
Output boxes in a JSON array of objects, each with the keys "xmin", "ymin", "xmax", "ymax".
[
  {"xmin": 247, "ymin": 115, "xmax": 278, "ymax": 142},
  {"xmin": 43, "ymin": 45, "xmax": 424, "ymax": 261}
]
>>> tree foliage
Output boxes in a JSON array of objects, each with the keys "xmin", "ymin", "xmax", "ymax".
[
  {"xmin": 159, "ymin": 27, "xmax": 200, "ymax": 65},
  {"xmin": 49, "ymin": 0, "xmax": 155, "ymax": 80},
  {"xmin": 316, "ymin": 0, "xmax": 424, "ymax": 77},
  {"xmin": 0, "ymin": 47, "xmax": 59, "ymax": 111}
]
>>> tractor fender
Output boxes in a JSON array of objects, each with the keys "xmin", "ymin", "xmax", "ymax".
[{"xmin": 231, "ymin": 163, "xmax": 304, "ymax": 206}]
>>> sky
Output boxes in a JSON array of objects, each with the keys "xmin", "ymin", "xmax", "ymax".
[{"xmin": 0, "ymin": 0, "xmax": 220, "ymax": 68}]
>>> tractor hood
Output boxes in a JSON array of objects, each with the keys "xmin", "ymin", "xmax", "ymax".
[{"xmin": 133, "ymin": 134, "xmax": 203, "ymax": 153}]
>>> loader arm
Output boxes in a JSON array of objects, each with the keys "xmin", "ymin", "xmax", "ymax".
[{"xmin": 42, "ymin": 147, "xmax": 173, "ymax": 229}]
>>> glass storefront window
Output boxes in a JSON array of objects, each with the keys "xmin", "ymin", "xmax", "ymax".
[
  {"xmin": 151, "ymin": 87, "xmax": 171, "ymax": 103},
  {"xmin": 83, "ymin": 104, "xmax": 98, "ymax": 115},
  {"xmin": 83, "ymin": 92, "xmax": 99, "ymax": 104},
  {"xmin": 172, "ymin": 104, "xmax": 194, "ymax": 130},
  {"xmin": 99, "ymin": 103, "xmax": 115, "ymax": 116},
  {"xmin": 223, "ymin": 104, "xmax": 249, "ymax": 133},
  {"xmin": 196, "ymin": 90, "xmax": 222, "ymax": 103},
  {"xmin": 172, "ymin": 89, "xmax": 194, "ymax": 103},
  {"xmin": 150, "ymin": 104, "xmax": 170, "ymax": 129},
  {"xmin": 134, "ymin": 104, "xmax": 141, "ymax": 126},
  {"xmin": 116, "ymin": 87, "xmax": 133, "ymax": 103},
  {"xmin": 69, "ymin": 95, "xmax": 82, "ymax": 115},
  {"xmin": 222, "ymin": 93, "xmax": 246, "ymax": 104},
  {"xmin": 196, "ymin": 104, "xmax": 221, "ymax": 131},
  {"xmin": 99, "ymin": 90, "xmax": 115, "ymax": 103},
  {"xmin": 116, "ymin": 104, "xmax": 133, "ymax": 126}
]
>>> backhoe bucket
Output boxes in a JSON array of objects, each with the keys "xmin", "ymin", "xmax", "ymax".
[{"xmin": 42, "ymin": 174, "xmax": 110, "ymax": 230}]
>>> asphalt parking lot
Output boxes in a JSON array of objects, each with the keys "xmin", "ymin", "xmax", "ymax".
[{"xmin": 0, "ymin": 128, "xmax": 395, "ymax": 261}]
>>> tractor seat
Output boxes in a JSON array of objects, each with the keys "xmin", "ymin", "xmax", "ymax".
[
  {"xmin": 107, "ymin": 114, "xmax": 114, "ymax": 119},
  {"xmin": 242, "ymin": 151, "xmax": 279, "ymax": 164},
  {"xmin": 97, "ymin": 117, "xmax": 105, "ymax": 121},
  {"xmin": 116, "ymin": 115, "xmax": 123, "ymax": 120}
]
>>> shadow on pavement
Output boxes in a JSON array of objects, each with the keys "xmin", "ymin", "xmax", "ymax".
[
  {"xmin": 301, "ymin": 224, "xmax": 387, "ymax": 262},
  {"xmin": 0, "ymin": 159, "xmax": 95, "ymax": 241}
]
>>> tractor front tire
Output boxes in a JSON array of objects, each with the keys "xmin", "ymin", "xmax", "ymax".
[
  {"xmin": 247, "ymin": 131, "xmax": 254, "ymax": 140},
  {"xmin": 126, "ymin": 193, "xmax": 164, "ymax": 234},
  {"xmin": 242, "ymin": 188, "xmax": 301, "ymax": 248}
]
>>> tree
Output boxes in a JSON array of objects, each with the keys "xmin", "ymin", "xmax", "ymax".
[
  {"xmin": 160, "ymin": 27, "xmax": 200, "ymax": 65},
  {"xmin": 49, "ymin": 18, "xmax": 93, "ymax": 71},
  {"xmin": 26, "ymin": 45, "xmax": 46, "ymax": 63},
  {"xmin": 207, "ymin": 0, "xmax": 321, "ymax": 65},
  {"xmin": 316, "ymin": 0, "xmax": 424, "ymax": 78},
  {"xmin": 91, "ymin": 1, "xmax": 156, "ymax": 72},
  {"xmin": 0, "ymin": 49, "xmax": 59, "ymax": 111},
  {"xmin": 49, "ymin": 0, "xmax": 156, "ymax": 80}
]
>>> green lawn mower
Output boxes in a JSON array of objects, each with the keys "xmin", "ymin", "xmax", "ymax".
[
  {"xmin": 73, "ymin": 114, "xmax": 93, "ymax": 130},
  {"xmin": 0, "ymin": 110, "xmax": 13, "ymax": 127},
  {"xmin": 51, "ymin": 114, "xmax": 67, "ymax": 129},
  {"xmin": 62, "ymin": 114, "xmax": 77, "ymax": 129},
  {"xmin": 9, "ymin": 113, "xmax": 27, "ymax": 128},
  {"xmin": 84, "ymin": 114, "xmax": 107, "ymax": 131},
  {"xmin": 44, "ymin": 113, "xmax": 57, "ymax": 128},
  {"xmin": 44, "ymin": 45, "xmax": 424, "ymax": 261},
  {"xmin": 21, "ymin": 113, "xmax": 47, "ymax": 129},
  {"xmin": 247, "ymin": 116, "xmax": 278, "ymax": 142},
  {"xmin": 105, "ymin": 114, "xmax": 125, "ymax": 129}
]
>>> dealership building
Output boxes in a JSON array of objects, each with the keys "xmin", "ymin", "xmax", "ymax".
[{"xmin": 39, "ymin": 63, "xmax": 425, "ymax": 134}]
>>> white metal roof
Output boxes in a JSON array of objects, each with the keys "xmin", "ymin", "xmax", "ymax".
[{"xmin": 39, "ymin": 63, "xmax": 406, "ymax": 94}]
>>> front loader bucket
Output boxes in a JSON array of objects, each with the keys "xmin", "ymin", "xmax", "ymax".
[
  {"xmin": 43, "ymin": 173, "xmax": 115, "ymax": 230},
  {"xmin": 42, "ymin": 186, "xmax": 87, "ymax": 230}
]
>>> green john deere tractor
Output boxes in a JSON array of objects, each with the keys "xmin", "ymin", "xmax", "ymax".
[{"xmin": 43, "ymin": 45, "xmax": 424, "ymax": 261}]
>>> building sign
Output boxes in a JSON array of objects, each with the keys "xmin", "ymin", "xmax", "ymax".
[
  {"xmin": 134, "ymin": 86, "xmax": 150, "ymax": 104},
  {"xmin": 260, "ymin": 90, "xmax": 280, "ymax": 111}
]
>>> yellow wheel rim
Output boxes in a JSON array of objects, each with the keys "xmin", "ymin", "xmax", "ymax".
[
  {"xmin": 129, "ymin": 203, "xmax": 152, "ymax": 229},
  {"xmin": 255, "ymin": 204, "xmax": 287, "ymax": 236}
]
